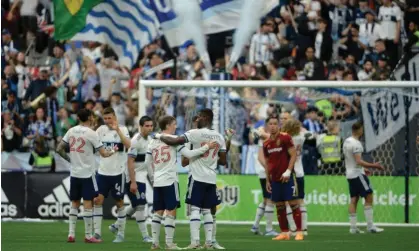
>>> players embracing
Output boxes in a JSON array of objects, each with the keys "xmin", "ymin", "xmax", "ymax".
[{"xmin": 263, "ymin": 115, "xmax": 304, "ymax": 241}]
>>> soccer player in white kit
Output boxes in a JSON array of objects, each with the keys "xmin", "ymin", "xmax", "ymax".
[
  {"xmin": 93, "ymin": 107, "xmax": 131, "ymax": 243},
  {"xmin": 56, "ymin": 109, "xmax": 115, "ymax": 243},
  {"xmin": 147, "ymin": 115, "xmax": 217, "ymax": 250},
  {"xmin": 155, "ymin": 109, "xmax": 228, "ymax": 249},
  {"xmin": 343, "ymin": 121, "xmax": 384, "ymax": 234},
  {"xmin": 109, "ymin": 115, "xmax": 154, "ymax": 242},
  {"xmin": 251, "ymin": 118, "xmax": 277, "ymax": 236},
  {"xmin": 281, "ymin": 118, "xmax": 308, "ymax": 235}
]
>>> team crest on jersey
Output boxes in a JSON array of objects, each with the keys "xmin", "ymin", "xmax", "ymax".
[{"xmin": 215, "ymin": 179, "xmax": 239, "ymax": 214}]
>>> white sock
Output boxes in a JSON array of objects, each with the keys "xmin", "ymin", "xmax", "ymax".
[
  {"xmin": 135, "ymin": 205, "xmax": 149, "ymax": 238},
  {"xmin": 116, "ymin": 207, "xmax": 126, "ymax": 237},
  {"xmin": 83, "ymin": 208, "xmax": 93, "ymax": 239},
  {"xmin": 93, "ymin": 205, "xmax": 103, "ymax": 236},
  {"xmin": 164, "ymin": 215, "xmax": 176, "ymax": 245},
  {"xmin": 253, "ymin": 203, "xmax": 265, "ymax": 228},
  {"xmin": 349, "ymin": 213, "xmax": 357, "ymax": 229},
  {"xmin": 152, "ymin": 214, "xmax": 163, "ymax": 245},
  {"xmin": 212, "ymin": 215, "xmax": 217, "ymax": 242},
  {"xmin": 364, "ymin": 206, "xmax": 374, "ymax": 229},
  {"xmin": 202, "ymin": 209, "xmax": 213, "ymax": 245},
  {"xmin": 265, "ymin": 204, "xmax": 274, "ymax": 232},
  {"xmin": 286, "ymin": 204, "xmax": 297, "ymax": 232},
  {"xmin": 113, "ymin": 205, "xmax": 134, "ymax": 226},
  {"xmin": 190, "ymin": 206, "xmax": 201, "ymax": 245},
  {"xmin": 69, "ymin": 207, "xmax": 78, "ymax": 237},
  {"xmin": 300, "ymin": 204, "xmax": 308, "ymax": 231}
]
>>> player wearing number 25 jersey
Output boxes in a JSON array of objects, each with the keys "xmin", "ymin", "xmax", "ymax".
[
  {"xmin": 147, "ymin": 116, "xmax": 214, "ymax": 250},
  {"xmin": 57, "ymin": 109, "xmax": 114, "ymax": 243}
]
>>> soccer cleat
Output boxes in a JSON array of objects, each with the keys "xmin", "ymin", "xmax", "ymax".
[
  {"xmin": 165, "ymin": 243, "xmax": 183, "ymax": 250},
  {"xmin": 112, "ymin": 234, "xmax": 125, "ymax": 243},
  {"xmin": 109, "ymin": 224, "xmax": 118, "ymax": 234},
  {"xmin": 295, "ymin": 232, "xmax": 304, "ymax": 241},
  {"xmin": 93, "ymin": 233, "xmax": 103, "ymax": 241},
  {"xmin": 272, "ymin": 233, "xmax": 290, "ymax": 241},
  {"xmin": 84, "ymin": 237, "xmax": 102, "ymax": 243},
  {"xmin": 151, "ymin": 243, "xmax": 160, "ymax": 250},
  {"xmin": 264, "ymin": 230, "xmax": 279, "ymax": 236},
  {"xmin": 250, "ymin": 226, "xmax": 261, "ymax": 235},
  {"xmin": 211, "ymin": 241, "xmax": 225, "ymax": 250},
  {"xmin": 185, "ymin": 243, "xmax": 203, "ymax": 249},
  {"xmin": 67, "ymin": 236, "xmax": 75, "ymax": 243},
  {"xmin": 204, "ymin": 243, "xmax": 215, "ymax": 250},
  {"xmin": 367, "ymin": 227, "xmax": 384, "ymax": 233},
  {"xmin": 349, "ymin": 228, "xmax": 365, "ymax": 234},
  {"xmin": 143, "ymin": 236, "xmax": 154, "ymax": 243}
]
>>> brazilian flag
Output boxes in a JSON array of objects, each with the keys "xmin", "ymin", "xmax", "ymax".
[{"xmin": 53, "ymin": 0, "xmax": 103, "ymax": 40}]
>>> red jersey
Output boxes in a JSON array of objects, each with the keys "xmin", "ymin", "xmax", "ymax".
[{"xmin": 263, "ymin": 133, "xmax": 294, "ymax": 182}]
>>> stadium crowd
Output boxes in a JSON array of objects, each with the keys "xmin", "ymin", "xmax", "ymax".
[{"xmin": 1, "ymin": 0, "xmax": 418, "ymax": 173}]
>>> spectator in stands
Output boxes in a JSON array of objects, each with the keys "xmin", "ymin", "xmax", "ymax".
[
  {"xmin": 23, "ymin": 67, "xmax": 51, "ymax": 103},
  {"xmin": 355, "ymin": 0, "xmax": 370, "ymax": 25},
  {"xmin": 329, "ymin": 94, "xmax": 352, "ymax": 121},
  {"xmin": 2, "ymin": 90, "xmax": 22, "ymax": 115},
  {"xmin": 24, "ymin": 107, "xmax": 52, "ymax": 146},
  {"xmin": 372, "ymin": 53, "xmax": 391, "ymax": 80},
  {"xmin": 3, "ymin": 65, "xmax": 18, "ymax": 95},
  {"xmin": 249, "ymin": 19, "xmax": 280, "ymax": 75},
  {"xmin": 303, "ymin": 106, "xmax": 322, "ymax": 133},
  {"xmin": 357, "ymin": 58, "xmax": 375, "ymax": 80},
  {"xmin": 359, "ymin": 9, "xmax": 385, "ymax": 55},
  {"xmin": 2, "ymin": 28, "xmax": 17, "ymax": 53},
  {"xmin": 55, "ymin": 107, "xmax": 76, "ymax": 142},
  {"xmin": 298, "ymin": 47, "xmax": 325, "ymax": 80},
  {"xmin": 378, "ymin": 0, "xmax": 403, "ymax": 69},
  {"xmin": 1, "ymin": 110, "xmax": 22, "ymax": 152},
  {"xmin": 29, "ymin": 135, "xmax": 55, "ymax": 172}
]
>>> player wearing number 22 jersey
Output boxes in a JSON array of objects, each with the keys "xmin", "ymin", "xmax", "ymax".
[
  {"xmin": 263, "ymin": 116, "xmax": 303, "ymax": 241},
  {"xmin": 146, "ymin": 116, "xmax": 214, "ymax": 250},
  {"xmin": 156, "ymin": 109, "xmax": 228, "ymax": 249},
  {"xmin": 57, "ymin": 109, "xmax": 114, "ymax": 243},
  {"xmin": 93, "ymin": 107, "xmax": 132, "ymax": 243}
]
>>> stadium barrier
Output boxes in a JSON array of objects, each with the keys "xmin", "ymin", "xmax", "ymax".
[{"xmin": 2, "ymin": 172, "xmax": 418, "ymax": 224}]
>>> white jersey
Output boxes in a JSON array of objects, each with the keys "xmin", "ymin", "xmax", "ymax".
[
  {"xmin": 257, "ymin": 139, "xmax": 266, "ymax": 179},
  {"xmin": 147, "ymin": 134, "xmax": 209, "ymax": 187},
  {"xmin": 293, "ymin": 132, "xmax": 306, "ymax": 178},
  {"xmin": 183, "ymin": 142, "xmax": 193, "ymax": 177},
  {"xmin": 183, "ymin": 128, "xmax": 226, "ymax": 184},
  {"xmin": 343, "ymin": 136, "xmax": 365, "ymax": 179},
  {"xmin": 96, "ymin": 125, "xmax": 130, "ymax": 176},
  {"xmin": 62, "ymin": 125, "xmax": 103, "ymax": 178},
  {"xmin": 127, "ymin": 133, "xmax": 152, "ymax": 183}
]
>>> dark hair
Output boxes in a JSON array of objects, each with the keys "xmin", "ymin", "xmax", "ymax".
[
  {"xmin": 159, "ymin": 116, "xmax": 176, "ymax": 130},
  {"xmin": 267, "ymin": 114, "xmax": 279, "ymax": 123},
  {"xmin": 352, "ymin": 121, "xmax": 364, "ymax": 132},
  {"xmin": 77, "ymin": 108, "xmax": 92, "ymax": 122},
  {"xmin": 199, "ymin": 108, "xmax": 214, "ymax": 123},
  {"xmin": 102, "ymin": 107, "xmax": 115, "ymax": 116},
  {"xmin": 139, "ymin": 115, "xmax": 153, "ymax": 126}
]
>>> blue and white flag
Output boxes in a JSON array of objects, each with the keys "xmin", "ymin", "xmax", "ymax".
[
  {"xmin": 150, "ymin": 0, "xmax": 279, "ymax": 47},
  {"xmin": 72, "ymin": 0, "xmax": 159, "ymax": 67}
]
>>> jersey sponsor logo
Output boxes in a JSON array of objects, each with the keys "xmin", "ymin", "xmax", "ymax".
[
  {"xmin": 37, "ymin": 177, "xmax": 84, "ymax": 218},
  {"xmin": 267, "ymin": 147, "xmax": 283, "ymax": 154},
  {"xmin": 215, "ymin": 179, "xmax": 239, "ymax": 214},
  {"xmin": 1, "ymin": 188, "xmax": 17, "ymax": 217}
]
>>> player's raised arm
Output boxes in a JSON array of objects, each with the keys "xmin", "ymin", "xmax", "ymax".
[{"xmin": 110, "ymin": 123, "xmax": 131, "ymax": 149}]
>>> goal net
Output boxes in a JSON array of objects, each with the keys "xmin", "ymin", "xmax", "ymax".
[{"xmin": 139, "ymin": 77, "xmax": 419, "ymax": 225}]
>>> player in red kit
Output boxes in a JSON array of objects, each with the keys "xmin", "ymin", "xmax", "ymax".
[{"xmin": 263, "ymin": 115, "xmax": 303, "ymax": 241}]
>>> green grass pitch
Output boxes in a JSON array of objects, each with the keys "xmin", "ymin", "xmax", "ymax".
[{"xmin": 2, "ymin": 220, "xmax": 419, "ymax": 251}]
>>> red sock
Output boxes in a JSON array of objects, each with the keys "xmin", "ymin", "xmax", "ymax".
[
  {"xmin": 292, "ymin": 205, "xmax": 302, "ymax": 231},
  {"xmin": 276, "ymin": 205, "xmax": 289, "ymax": 232}
]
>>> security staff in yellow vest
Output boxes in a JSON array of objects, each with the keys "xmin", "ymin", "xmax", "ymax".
[
  {"xmin": 29, "ymin": 136, "xmax": 55, "ymax": 172},
  {"xmin": 316, "ymin": 121, "xmax": 343, "ymax": 175}
]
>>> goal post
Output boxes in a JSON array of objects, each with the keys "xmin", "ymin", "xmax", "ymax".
[{"xmin": 138, "ymin": 79, "xmax": 419, "ymax": 225}]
